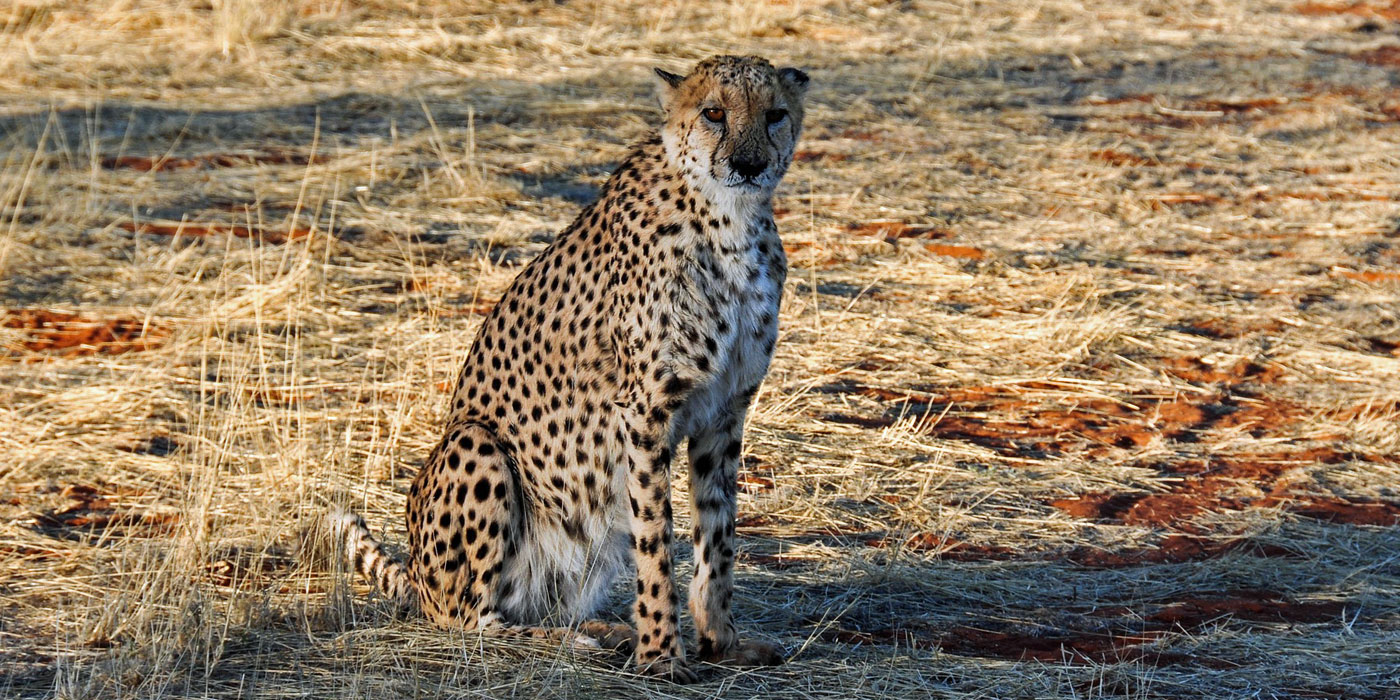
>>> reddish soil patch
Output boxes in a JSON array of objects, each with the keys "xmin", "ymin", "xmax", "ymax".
[
  {"xmin": 1190, "ymin": 97, "xmax": 1292, "ymax": 113},
  {"xmin": 1171, "ymin": 447, "xmax": 1354, "ymax": 479},
  {"xmin": 931, "ymin": 394, "xmax": 1299, "ymax": 455},
  {"xmin": 921, "ymin": 404, "xmax": 1149, "ymax": 452},
  {"xmin": 815, "ymin": 377, "xmax": 1394, "ymax": 546},
  {"xmin": 1053, "ymin": 448, "xmax": 1399, "ymax": 529},
  {"xmin": 1289, "ymin": 499, "xmax": 1400, "ymax": 525},
  {"xmin": 1050, "ymin": 492, "xmax": 1142, "ymax": 520},
  {"xmin": 837, "ymin": 128, "xmax": 884, "ymax": 141},
  {"xmin": 846, "ymin": 221, "xmax": 953, "ymax": 242},
  {"xmin": 2, "ymin": 309, "xmax": 170, "ymax": 358},
  {"xmin": 1337, "ymin": 269, "xmax": 1400, "ymax": 284},
  {"xmin": 32, "ymin": 483, "xmax": 178, "ymax": 536},
  {"xmin": 817, "ymin": 380, "xmax": 1303, "ymax": 458},
  {"xmin": 922, "ymin": 243, "xmax": 987, "ymax": 260},
  {"xmin": 1158, "ymin": 356, "xmax": 1286, "ymax": 385},
  {"xmin": 1089, "ymin": 148, "xmax": 1154, "ymax": 166},
  {"xmin": 934, "ymin": 626, "xmax": 1184, "ymax": 665},
  {"xmin": 1295, "ymin": 1, "xmax": 1400, "ymax": 20},
  {"xmin": 0, "ymin": 543, "xmax": 63, "ymax": 561},
  {"xmin": 820, "ymin": 412, "xmax": 897, "ymax": 429},
  {"xmin": 1114, "ymin": 493, "xmax": 1230, "ymax": 527},
  {"xmin": 118, "ymin": 221, "xmax": 312, "ymax": 244},
  {"xmin": 1352, "ymin": 45, "xmax": 1400, "ymax": 67},
  {"xmin": 101, "ymin": 150, "xmax": 309, "ymax": 172},
  {"xmin": 1146, "ymin": 591, "xmax": 1346, "ymax": 626},
  {"xmin": 736, "ymin": 473, "xmax": 776, "ymax": 492},
  {"xmin": 35, "ymin": 506, "xmax": 175, "ymax": 532}
]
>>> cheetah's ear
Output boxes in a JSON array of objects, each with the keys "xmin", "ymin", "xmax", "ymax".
[
  {"xmin": 653, "ymin": 67, "xmax": 685, "ymax": 111},
  {"xmin": 778, "ymin": 67, "xmax": 810, "ymax": 99},
  {"xmin": 654, "ymin": 68, "xmax": 685, "ymax": 88}
]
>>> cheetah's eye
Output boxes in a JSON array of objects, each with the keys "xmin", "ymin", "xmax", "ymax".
[
  {"xmin": 702, "ymin": 107, "xmax": 726, "ymax": 123},
  {"xmin": 765, "ymin": 109, "xmax": 788, "ymax": 125}
]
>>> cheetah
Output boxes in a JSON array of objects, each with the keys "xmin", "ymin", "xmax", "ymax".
[{"xmin": 327, "ymin": 55, "xmax": 808, "ymax": 683}]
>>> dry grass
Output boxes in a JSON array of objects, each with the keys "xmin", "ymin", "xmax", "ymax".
[{"xmin": 2, "ymin": 0, "xmax": 1399, "ymax": 697}]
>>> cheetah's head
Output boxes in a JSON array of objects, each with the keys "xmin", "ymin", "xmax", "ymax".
[{"xmin": 655, "ymin": 55, "xmax": 809, "ymax": 198}]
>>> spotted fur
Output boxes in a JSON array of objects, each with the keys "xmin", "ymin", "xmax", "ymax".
[{"xmin": 327, "ymin": 55, "xmax": 808, "ymax": 682}]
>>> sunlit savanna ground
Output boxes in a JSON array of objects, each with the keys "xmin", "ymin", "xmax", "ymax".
[{"xmin": 1, "ymin": 1, "xmax": 1399, "ymax": 697}]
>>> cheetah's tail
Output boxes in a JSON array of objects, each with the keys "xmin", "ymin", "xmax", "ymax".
[{"xmin": 325, "ymin": 508, "xmax": 418, "ymax": 606}]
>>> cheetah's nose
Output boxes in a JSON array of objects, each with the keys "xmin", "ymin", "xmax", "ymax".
[{"xmin": 730, "ymin": 155, "xmax": 768, "ymax": 179}]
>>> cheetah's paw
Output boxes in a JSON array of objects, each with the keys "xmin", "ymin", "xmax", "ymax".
[
  {"xmin": 636, "ymin": 656, "xmax": 699, "ymax": 684},
  {"xmin": 704, "ymin": 637, "xmax": 785, "ymax": 667}
]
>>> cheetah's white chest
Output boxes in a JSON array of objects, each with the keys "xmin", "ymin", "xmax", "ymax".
[{"xmin": 673, "ymin": 232, "xmax": 785, "ymax": 438}]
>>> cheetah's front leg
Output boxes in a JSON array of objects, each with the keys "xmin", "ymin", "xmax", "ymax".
[
  {"xmin": 687, "ymin": 407, "xmax": 785, "ymax": 667},
  {"xmin": 623, "ymin": 413, "xmax": 697, "ymax": 683}
]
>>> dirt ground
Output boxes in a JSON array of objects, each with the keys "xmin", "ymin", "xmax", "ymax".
[{"xmin": 1, "ymin": 1, "xmax": 1398, "ymax": 698}]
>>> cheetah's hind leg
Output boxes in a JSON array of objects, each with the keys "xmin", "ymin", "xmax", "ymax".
[{"xmin": 407, "ymin": 420, "xmax": 634, "ymax": 654}]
